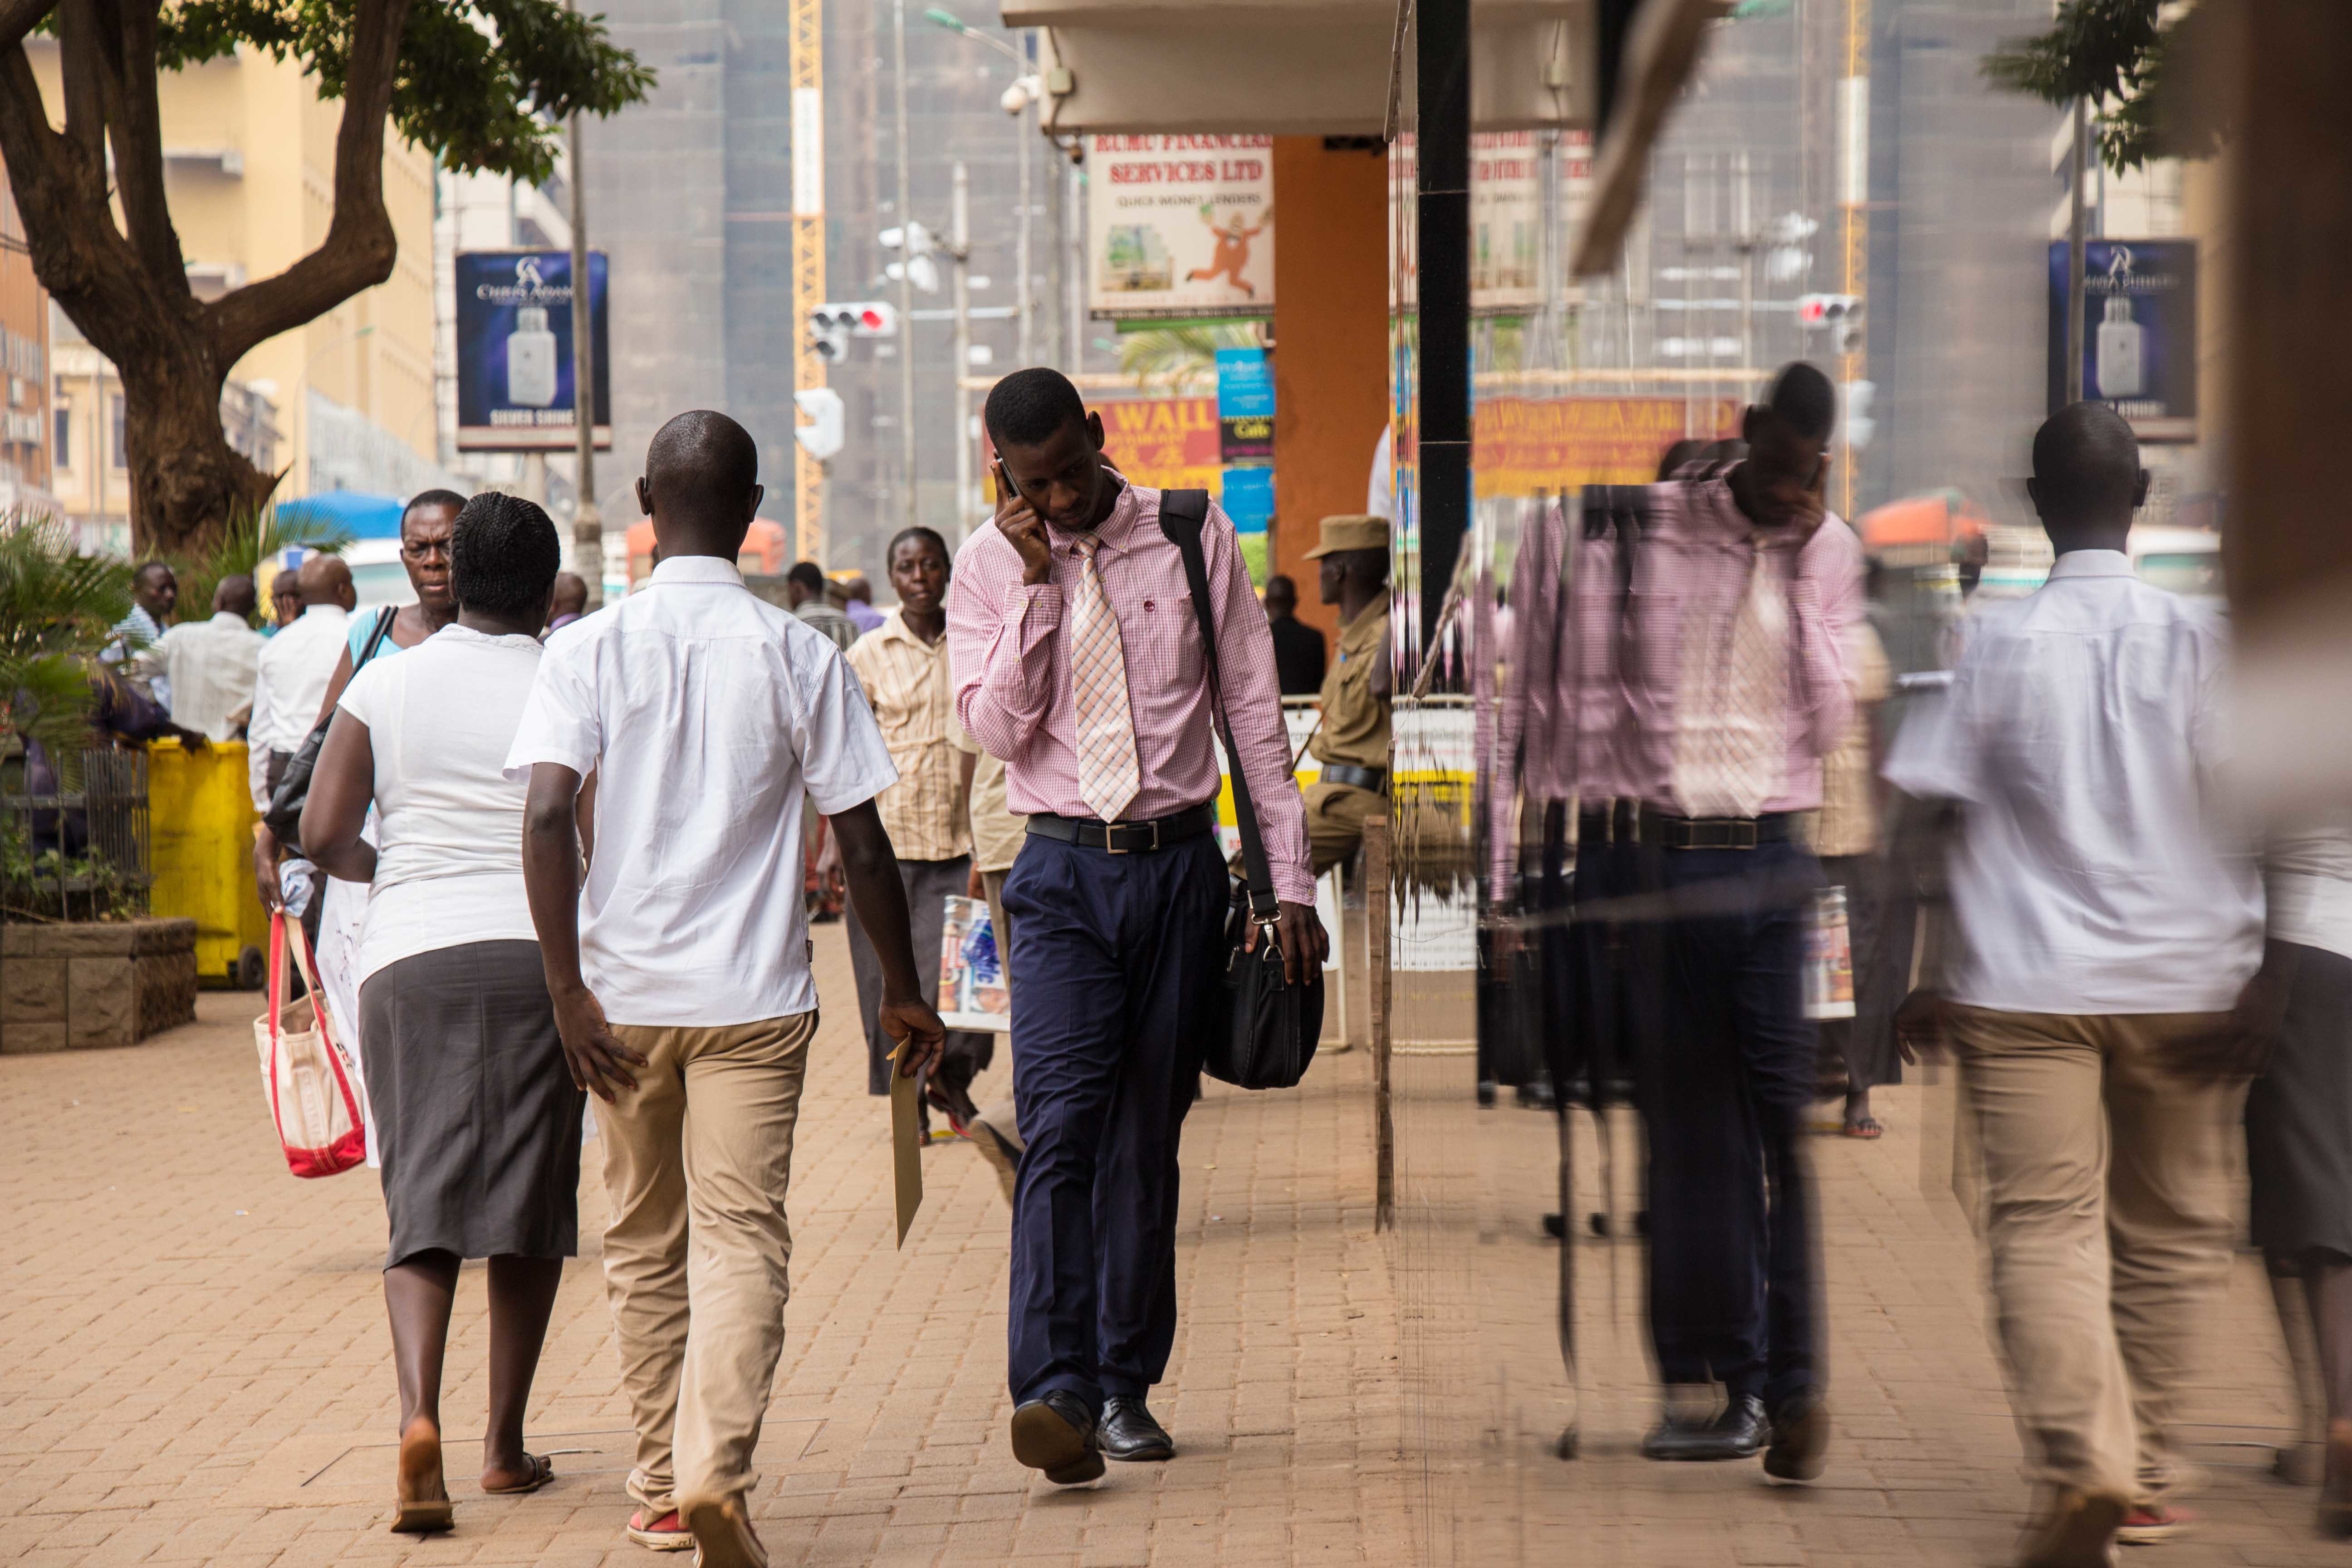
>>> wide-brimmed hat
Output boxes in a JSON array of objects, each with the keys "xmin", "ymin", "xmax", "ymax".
[{"xmin": 1302, "ymin": 514, "xmax": 1391, "ymax": 559}]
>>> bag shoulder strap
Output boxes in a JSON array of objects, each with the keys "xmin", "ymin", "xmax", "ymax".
[
  {"xmin": 355, "ymin": 605, "xmax": 397, "ymax": 671},
  {"xmin": 1157, "ymin": 490, "xmax": 1279, "ymax": 921}
]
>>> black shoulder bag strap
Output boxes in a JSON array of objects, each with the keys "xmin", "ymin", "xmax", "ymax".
[
  {"xmin": 354, "ymin": 605, "xmax": 397, "ymax": 671},
  {"xmin": 1157, "ymin": 489, "xmax": 1280, "ymax": 925}
]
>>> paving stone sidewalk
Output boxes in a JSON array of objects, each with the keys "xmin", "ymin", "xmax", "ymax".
[{"xmin": 0, "ymin": 922, "xmax": 2337, "ymax": 1566}]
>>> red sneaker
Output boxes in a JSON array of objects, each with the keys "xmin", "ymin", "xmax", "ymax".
[
  {"xmin": 626, "ymin": 1509, "xmax": 695, "ymax": 1552},
  {"xmin": 2115, "ymin": 1503, "xmax": 2196, "ymax": 1545}
]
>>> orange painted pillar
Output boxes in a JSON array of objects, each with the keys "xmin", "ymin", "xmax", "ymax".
[{"xmin": 1271, "ymin": 136, "xmax": 1389, "ymax": 646}]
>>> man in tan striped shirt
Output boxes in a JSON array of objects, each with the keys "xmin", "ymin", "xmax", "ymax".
[{"xmin": 846, "ymin": 526, "xmax": 997, "ymax": 1111}]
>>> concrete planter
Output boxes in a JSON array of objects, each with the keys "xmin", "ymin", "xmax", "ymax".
[{"xmin": 0, "ymin": 916, "xmax": 198, "ymax": 1053}]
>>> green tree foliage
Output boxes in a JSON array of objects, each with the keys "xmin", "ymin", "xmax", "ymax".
[
  {"xmin": 155, "ymin": 0, "xmax": 654, "ymax": 185},
  {"xmin": 0, "ymin": 0, "xmax": 652, "ymax": 551},
  {"xmin": 1983, "ymin": 0, "xmax": 2226, "ymax": 175}
]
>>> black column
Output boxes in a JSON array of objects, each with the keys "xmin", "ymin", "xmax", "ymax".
[{"xmin": 1416, "ymin": 0, "xmax": 1471, "ymax": 654}]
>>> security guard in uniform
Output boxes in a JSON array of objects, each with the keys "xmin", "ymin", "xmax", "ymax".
[{"xmin": 1298, "ymin": 514, "xmax": 1392, "ymax": 874}]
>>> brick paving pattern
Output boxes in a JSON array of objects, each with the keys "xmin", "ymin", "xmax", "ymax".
[{"xmin": 0, "ymin": 922, "xmax": 2339, "ymax": 1565}]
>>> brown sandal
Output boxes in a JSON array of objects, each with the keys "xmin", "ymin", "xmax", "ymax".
[{"xmin": 481, "ymin": 1451, "xmax": 555, "ymax": 1496}]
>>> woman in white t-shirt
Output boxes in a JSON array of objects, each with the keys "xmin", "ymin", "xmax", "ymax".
[{"xmin": 301, "ymin": 493, "xmax": 582, "ymax": 1536}]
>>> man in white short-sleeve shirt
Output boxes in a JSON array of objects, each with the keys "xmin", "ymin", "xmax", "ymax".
[
  {"xmin": 1886, "ymin": 402, "xmax": 2270, "ymax": 1564},
  {"xmin": 509, "ymin": 410, "xmax": 946, "ymax": 1568}
]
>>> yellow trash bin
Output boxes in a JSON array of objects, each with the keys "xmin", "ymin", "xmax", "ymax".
[{"xmin": 148, "ymin": 737, "xmax": 269, "ymax": 989}]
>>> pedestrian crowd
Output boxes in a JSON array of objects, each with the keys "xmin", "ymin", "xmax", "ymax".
[{"xmin": 51, "ymin": 358, "xmax": 2352, "ymax": 1568}]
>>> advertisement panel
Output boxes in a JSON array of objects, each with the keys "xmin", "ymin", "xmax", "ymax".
[
  {"xmin": 455, "ymin": 250, "xmax": 612, "ymax": 452},
  {"xmin": 1215, "ymin": 346, "xmax": 1274, "ymax": 461},
  {"xmin": 1088, "ymin": 135, "xmax": 1274, "ymax": 320},
  {"xmin": 1472, "ymin": 395, "xmax": 1741, "ymax": 498},
  {"xmin": 2046, "ymin": 239, "xmax": 2197, "ymax": 442},
  {"xmin": 1470, "ymin": 131, "xmax": 1592, "ymax": 313},
  {"xmin": 1097, "ymin": 395, "xmax": 1222, "ymax": 491}
]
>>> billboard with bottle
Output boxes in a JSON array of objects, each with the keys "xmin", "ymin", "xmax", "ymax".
[
  {"xmin": 454, "ymin": 250, "xmax": 612, "ymax": 452},
  {"xmin": 2046, "ymin": 239, "xmax": 2196, "ymax": 441}
]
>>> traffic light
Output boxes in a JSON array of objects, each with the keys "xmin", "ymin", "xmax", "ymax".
[
  {"xmin": 793, "ymin": 387, "xmax": 845, "ymax": 461},
  {"xmin": 1796, "ymin": 293, "xmax": 1864, "ymax": 353},
  {"xmin": 806, "ymin": 302, "xmax": 899, "ymax": 360}
]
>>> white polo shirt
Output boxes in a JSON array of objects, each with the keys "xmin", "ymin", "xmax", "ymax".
[
  {"xmin": 1883, "ymin": 549, "xmax": 2262, "ymax": 1015},
  {"xmin": 505, "ymin": 554, "xmax": 898, "ymax": 1027}
]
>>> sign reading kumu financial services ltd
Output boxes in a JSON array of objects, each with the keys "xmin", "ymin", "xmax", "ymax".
[{"xmin": 1088, "ymin": 135, "xmax": 1274, "ymax": 320}]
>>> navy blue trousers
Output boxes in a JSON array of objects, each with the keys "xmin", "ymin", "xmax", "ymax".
[
  {"xmin": 1001, "ymin": 830, "xmax": 1229, "ymax": 1408},
  {"xmin": 1642, "ymin": 839, "xmax": 1824, "ymax": 1411}
]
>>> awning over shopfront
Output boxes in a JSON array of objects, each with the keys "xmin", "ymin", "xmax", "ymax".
[{"xmin": 1004, "ymin": 0, "xmax": 1600, "ymax": 136}]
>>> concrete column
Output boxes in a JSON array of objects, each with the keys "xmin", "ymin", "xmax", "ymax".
[{"xmin": 1270, "ymin": 136, "xmax": 1389, "ymax": 647}]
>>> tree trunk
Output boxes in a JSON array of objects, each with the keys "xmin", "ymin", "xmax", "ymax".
[
  {"xmin": 0, "ymin": 0, "xmax": 407, "ymax": 559},
  {"xmin": 118, "ymin": 328, "xmax": 279, "ymax": 556}
]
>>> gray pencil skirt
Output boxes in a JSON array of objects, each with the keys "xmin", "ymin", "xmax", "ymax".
[{"xmin": 358, "ymin": 939, "xmax": 585, "ymax": 1269}]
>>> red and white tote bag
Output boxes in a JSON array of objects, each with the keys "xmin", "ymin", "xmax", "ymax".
[{"xmin": 252, "ymin": 912, "xmax": 367, "ymax": 1179}]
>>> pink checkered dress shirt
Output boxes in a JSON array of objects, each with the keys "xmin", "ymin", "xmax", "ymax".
[
  {"xmin": 1534, "ymin": 476, "xmax": 1862, "ymax": 824},
  {"xmin": 946, "ymin": 481, "xmax": 1314, "ymax": 904}
]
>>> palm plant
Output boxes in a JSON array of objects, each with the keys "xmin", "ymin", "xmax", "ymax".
[
  {"xmin": 161, "ymin": 504, "xmax": 353, "ymax": 628},
  {"xmin": 0, "ymin": 515, "xmax": 137, "ymax": 773},
  {"xmin": 1115, "ymin": 322, "xmax": 1264, "ymax": 393}
]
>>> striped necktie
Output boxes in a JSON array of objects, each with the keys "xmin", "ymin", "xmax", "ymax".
[{"xmin": 1069, "ymin": 533, "xmax": 1140, "ymax": 823}]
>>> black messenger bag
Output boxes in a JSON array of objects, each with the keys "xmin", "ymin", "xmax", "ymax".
[{"xmin": 1157, "ymin": 488, "xmax": 1325, "ymax": 1089}]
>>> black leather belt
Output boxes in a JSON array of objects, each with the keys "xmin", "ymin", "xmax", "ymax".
[
  {"xmin": 1025, "ymin": 802, "xmax": 1217, "ymax": 854},
  {"xmin": 1637, "ymin": 805, "xmax": 1796, "ymax": 850},
  {"xmin": 1319, "ymin": 762, "xmax": 1387, "ymax": 794}
]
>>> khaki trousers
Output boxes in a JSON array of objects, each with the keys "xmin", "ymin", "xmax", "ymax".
[
  {"xmin": 1303, "ymin": 778, "xmax": 1384, "ymax": 876},
  {"xmin": 1948, "ymin": 1003, "xmax": 2243, "ymax": 1504},
  {"xmin": 594, "ymin": 1011, "xmax": 816, "ymax": 1516}
]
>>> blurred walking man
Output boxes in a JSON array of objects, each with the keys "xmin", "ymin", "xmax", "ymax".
[
  {"xmin": 1612, "ymin": 364, "xmax": 1861, "ymax": 1479},
  {"xmin": 948, "ymin": 367, "xmax": 1323, "ymax": 1484},
  {"xmin": 1887, "ymin": 401, "xmax": 2268, "ymax": 1566},
  {"xmin": 513, "ymin": 411, "xmax": 945, "ymax": 1567}
]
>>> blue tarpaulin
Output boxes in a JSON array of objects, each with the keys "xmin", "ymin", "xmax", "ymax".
[{"xmin": 276, "ymin": 491, "xmax": 405, "ymax": 539}]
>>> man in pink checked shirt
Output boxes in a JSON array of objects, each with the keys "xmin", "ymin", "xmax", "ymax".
[
  {"xmin": 946, "ymin": 367, "xmax": 1325, "ymax": 1487},
  {"xmin": 1582, "ymin": 364, "xmax": 1864, "ymax": 1480}
]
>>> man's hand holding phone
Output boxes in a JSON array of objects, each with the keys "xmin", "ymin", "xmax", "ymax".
[
  {"xmin": 1760, "ymin": 452, "xmax": 1830, "ymax": 549},
  {"xmin": 994, "ymin": 461, "xmax": 1053, "ymax": 586}
]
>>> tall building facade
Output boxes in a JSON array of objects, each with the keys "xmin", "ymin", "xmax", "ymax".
[{"xmin": 581, "ymin": 0, "xmax": 1059, "ymax": 580}]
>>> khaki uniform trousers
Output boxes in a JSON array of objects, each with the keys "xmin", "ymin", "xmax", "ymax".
[
  {"xmin": 1303, "ymin": 779, "xmax": 1385, "ymax": 877},
  {"xmin": 1948, "ymin": 1003, "xmax": 2244, "ymax": 1505},
  {"xmin": 595, "ymin": 1011, "xmax": 817, "ymax": 1516}
]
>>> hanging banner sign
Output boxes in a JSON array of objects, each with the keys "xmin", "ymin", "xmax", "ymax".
[
  {"xmin": 1215, "ymin": 345, "xmax": 1274, "ymax": 461},
  {"xmin": 1472, "ymin": 395, "xmax": 1741, "ymax": 498},
  {"xmin": 1089, "ymin": 135, "xmax": 1274, "ymax": 320},
  {"xmin": 454, "ymin": 250, "xmax": 612, "ymax": 452}
]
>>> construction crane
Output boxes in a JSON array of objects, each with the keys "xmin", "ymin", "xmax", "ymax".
[{"xmin": 790, "ymin": 0, "xmax": 827, "ymax": 562}]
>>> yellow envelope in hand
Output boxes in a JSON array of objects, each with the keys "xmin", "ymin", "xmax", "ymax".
[{"xmin": 888, "ymin": 1041, "xmax": 924, "ymax": 1248}]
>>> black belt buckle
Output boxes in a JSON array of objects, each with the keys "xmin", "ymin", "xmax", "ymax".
[
  {"xmin": 1107, "ymin": 818, "xmax": 1161, "ymax": 855},
  {"xmin": 1681, "ymin": 817, "xmax": 1758, "ymax": 850}
]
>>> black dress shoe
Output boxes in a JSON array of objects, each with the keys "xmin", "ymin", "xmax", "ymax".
[
  {"xmin": 1640, "ymin": 1396, "xmax": 1768, "ymax": 1461},
  {"xmin": 1764, "ymin": 1392, "xmax": 1830, "ymax": 1482},
  {"xmin": 1009, "ymin": 1391, "xmax": 1104, "ymax": 1485},
  {"xmin": 1098, "ymin": 1396, "xmax": 1175, "ymax": 1462}
]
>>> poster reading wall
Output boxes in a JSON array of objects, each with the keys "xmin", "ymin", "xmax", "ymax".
[
  {"xmin": 1089, "ymin": 135, "xmax": 1274, "ymax": 319},
  {"xmin": 1095, "ymin": 396, "xmax": 1222, "ymax": 490},
  {"xmin": 1473, "ymin": 395, "xmax": 1740, "ymax": 498}
]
